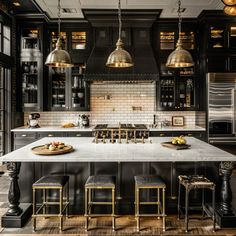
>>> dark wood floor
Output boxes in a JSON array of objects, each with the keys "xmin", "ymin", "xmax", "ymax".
[{"xmin": 1, "ymin": 215, "xmax": 236, "ymax": 235}]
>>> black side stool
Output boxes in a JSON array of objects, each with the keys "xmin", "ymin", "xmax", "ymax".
[
  {"xmin": 84, "ymin": 175, "xmax": 116, "ymax": 231},
  {"xmin": 32, "ymin": 175, "xmax": 69, "ymax": 231},
  {"xmin": 178, "ymin": 175, "xmax": 215, "ymax": 232},
  {"xmin": 134, "ymin": 175, "xmax": 166, "ymax": 232}
]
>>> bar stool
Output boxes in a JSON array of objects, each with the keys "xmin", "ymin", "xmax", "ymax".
[
  {"xmin": 32, "ymin": 175, "xmax": 69, "ymax": 231},
  {"xmin": 84, "ymin": 175, "xmax": 116, "ymax": 231},
  {"xmin": 134, "ymin": 175, "xmax": 166, "ymax": 232},
  {"xmin": 178, "ymin": 175, "xmax": 215, "ymax": 232}
]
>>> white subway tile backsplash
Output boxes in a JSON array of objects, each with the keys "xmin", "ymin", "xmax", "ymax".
[{"xmin": 24, "ymin": 83, "xmax": 206, "ymax": 127}]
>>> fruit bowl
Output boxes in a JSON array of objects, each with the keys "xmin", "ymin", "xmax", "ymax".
[{"xmin": 171, "ymin": 136, "xmax": 187, "ymax": 145}]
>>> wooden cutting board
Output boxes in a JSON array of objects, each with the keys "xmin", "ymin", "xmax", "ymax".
[
  {"xmin": 31, "ymin": 145, "xmax": 74, "ymax": 155},
  {"xmin": 161, "ymin": 142, "xmax": 191, "ymax": 150}
]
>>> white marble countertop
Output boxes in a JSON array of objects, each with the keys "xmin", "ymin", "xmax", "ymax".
[
  {"xmin": 0, "ymin": 137, "xmax": 234, "ymax": 162},
  {"xmin": 11, "ymin": 126, "xmax": 94, "ymax": 132},
  {"xmin": 11, "ymin": 125, "xmax": 205, "ymax": 132}
]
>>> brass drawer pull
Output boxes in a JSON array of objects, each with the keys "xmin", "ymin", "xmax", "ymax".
[
  {"xmin": 48, "ymin": 134, "xmax": 54, "ymax": 137},
  {"xmin": 187, "ymin": 134, "xmax": 192, "ymax": 137},
  {"xmin": 21, "ymin": 134, "xmax": 27, "ymax": 137},
  {"xmin": 160, "ymin": 133, "xmax": 165, "ymax": 137},
  {"xmin": 76, "ymin": 134, "xmax": 81, "ymax": 137}
]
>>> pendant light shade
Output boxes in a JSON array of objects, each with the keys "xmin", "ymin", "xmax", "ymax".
[
  {"xmin": 106, "ymin": 39, "xmax": 133, "ymax": 68},
  {"xmin": 45, "ymin": 0, "xmax": 73, "ymax": 68},
  {"xmin": 166, "ymin": 40, "xmax": 194, "ymax": 68},
  {"xmin": 222, "ymin": 0, "xmax": 236, "ymax": 16},
  {"xmin": 106, "ymin": 0, "xmax": 133, "ymax": 68},
  {"xmin": 45, "ymin": 38, "xmax": 73, "ymax": 67},
  {"xmin": 166, "ymin": 0, "xmax": 194, "ymax": 68}
]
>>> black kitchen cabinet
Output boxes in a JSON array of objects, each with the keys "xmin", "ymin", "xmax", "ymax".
[
  {"xmin": 150, "ymin": 131, "xmax": 206, "ymax": 141},
  {"xmin": 12, "ymin": 131, "xmax": 92, "ymax": 150},
  {"xmin": 157, "ymin": 67, "xmax": 196, "ymax": 111},
  {"xmin": 19, "ymin": 24, "xmax": 44, "ymax": 112},
  {"xmin": 48, "ymin": 65, "xmax": 90, "ymax": 111}
]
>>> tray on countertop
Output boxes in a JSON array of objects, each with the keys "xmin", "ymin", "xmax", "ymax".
[
  {"xmin": 31, "ymin": 145, "xmax": 74, "ymax": 155},
  {"xmin": 161, "ymin": 142, "xmax": 191, "ymax": 150}
]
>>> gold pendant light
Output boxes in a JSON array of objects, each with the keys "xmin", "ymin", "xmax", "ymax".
[
  {"xmin": 222, "ymin": 0, "xmax": 236, "ymax": 16},
  {"xmin": 106, "ymin": 0, "xmax": 133, "ymax": 68},
  {"xmin": 166, "ymin": 0, "xmax": 194, "ymax": 68},
  {"xmin": 45, "ymin": 0, "xmax": 73, "ymax": 68}
]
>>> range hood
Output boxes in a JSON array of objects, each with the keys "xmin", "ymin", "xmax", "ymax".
[{"xmin": 83, "ymin": 10, "xmax": 161, "ymax": 82}]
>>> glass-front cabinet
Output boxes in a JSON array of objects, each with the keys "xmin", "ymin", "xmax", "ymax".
[
  {"xmin": 48, "ymin": 65, "xmax": 89, "ymax": 111},
  {"xmin": 157, "ymin": 65, "xmax": 196, "ymax": 111},
  {"xmin": 20, "ymin": 26, "xmax": 43, "ymax": 111}
]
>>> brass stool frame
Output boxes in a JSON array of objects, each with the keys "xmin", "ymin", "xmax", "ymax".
[
  {"xmin": 135, "ymin": 185, "xmax": 166, "ymax": 232},
  {"xmin": 85, "ymin": 185, "xmax": 116, "ymax": 231},
  {"xmin": 178, "ymin": 175, "xmax": 216, "ymax": 233},
  {"xmin": 32, "ymin": 181, "xmax": 69, "ymax": 231}
]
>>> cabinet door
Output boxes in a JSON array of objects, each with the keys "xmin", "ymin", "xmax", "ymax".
[
  {"xmin": 49, "ymin": 67, "xmax": 68, "ymax": 111},
  {"xmin": 69, "ymin": 66, "xmax": 90, "ymax": 111},
  {"xmin": 208, "ymin": 26, "xmax": 226, "ymax": 49}
]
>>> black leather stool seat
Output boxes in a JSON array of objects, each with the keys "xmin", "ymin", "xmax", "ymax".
[
  {"xmin": 135, "ymin": 175, "xmax": 166, "ymax": 188},
  {"xmin": 85, "ymin": 175, "xmax": 115, "ymax": 187},
  {"xmin": 33, "ymin": 175, "xmax": 69, "ymax": 187}
]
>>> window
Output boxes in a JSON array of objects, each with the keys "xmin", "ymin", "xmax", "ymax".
[
  {"xmin": 3, "ymin": 25, "xmax": 11, "ymax": 56},
  {"xmin": 0, "ymin": 66, "xmax": 11, "ymax": 156}
]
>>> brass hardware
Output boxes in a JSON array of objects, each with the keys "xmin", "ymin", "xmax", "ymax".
[
  {"xmin": 85, "ymin": 183, "xmax": 116, "ymax": 231},
  {"xmin": 76, "ymin": 134, "xmax": 81, "ymax": 137},
  {"xmin": 48, "ymin": 134, "xmax": 53, "ymax": 137},
  {"xmin": 160, "ymin": 133, "xmax": 165, "ymax": 137},
  {"xmin": 21, "ymin": 134, "xmax": 27, "ymax": 137},
  {"xmin": 187, "ymin": 134, "xmax": 192, "ymax": 137},
  {"xmin": 135, "ymin": 184, "xmax": 166, "ymax": 232},
  {"xmin": 32, "ymin": 181, "xmax": 69, "ymax": 231}
]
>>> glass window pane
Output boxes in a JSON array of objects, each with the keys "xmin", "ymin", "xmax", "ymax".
[
  {"xmin": 72, "ymin": 32, "xmax": 86, "ymax": 49},
  {"xmin": 3, "ymin": 25, "xmax": 11, "ymax": 56}
]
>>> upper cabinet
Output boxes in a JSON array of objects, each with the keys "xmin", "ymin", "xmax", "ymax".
[
  {"xmin": 154, "ymin": 21, "xmax": 199, "ymax": 111},
  {"xmin": 20, "ymin": 24, "xmax": 43, "ymax": 112}
]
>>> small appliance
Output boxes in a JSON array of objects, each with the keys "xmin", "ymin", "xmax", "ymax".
[{"xmin": 28, "ymin": 113, "xmax": 40, "ymax": 128}]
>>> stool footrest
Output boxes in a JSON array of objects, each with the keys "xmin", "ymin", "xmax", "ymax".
[
  {"xmin": 88, "ymin": 202, "xmax": 113, "ymax": 205},
  {"xmin": 85, "ymin": 214, "xmax": 116, "ymax": 217},
  {"xmin": 136, "ymin": 214, "xmax": 166, "ymax": 217}
]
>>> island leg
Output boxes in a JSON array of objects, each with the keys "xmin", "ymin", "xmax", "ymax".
[
  {"xmin": 1, "ymin": 162, "xmax": 32, "ymax": 228},
  {"xmin": 215, "ymin": 161, "xmax": 236, "ymax": 227},
  {"xmin": 6, "ymin": 162, "xmax": 22, "ymax": 216}
]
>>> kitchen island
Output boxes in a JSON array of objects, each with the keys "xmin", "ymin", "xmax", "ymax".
[{"xmin": 0, "ymin": 137, "xmax": 235, "ymax": 228}]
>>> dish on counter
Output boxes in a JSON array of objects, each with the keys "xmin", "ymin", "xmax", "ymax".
[
  {"xmin": 32, "ymin": 141, "xmax": 74, "ymax": 155},
  {"xmin": 61, "ymin": 123, "xmax": 75, "ymax": 128},
  {"xmin": 161, "ymin": 136, "xmax": 191, "ymax": 150}
]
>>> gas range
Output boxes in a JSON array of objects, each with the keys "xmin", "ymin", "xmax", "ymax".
[{"xmin": 93, "ymin": 124, "xmax": 151, "ymax": 144}]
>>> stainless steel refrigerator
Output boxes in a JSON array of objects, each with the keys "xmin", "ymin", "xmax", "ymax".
[{"xmin": 207, "ymin": 73, "xmax": 236, "ymax": 146}]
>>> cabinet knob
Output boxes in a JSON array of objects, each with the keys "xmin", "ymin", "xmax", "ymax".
[
  {"xmin": 48, "ymin": 134, "xmax": 54, "ymax": 137},
  {"xmin": 187, "ymin": 134, "xmax": 192, "ymax": 137},
  {"xmin": 160, "ymin": 133, "xmax": 165, "ymax": 137},
  {"xmin": 21, "ymin": 134, "xmax": 27, "ymax": 137},
  {"xmin": 76, "ymin": 134, "xmax": 81, "ymax": 137}
]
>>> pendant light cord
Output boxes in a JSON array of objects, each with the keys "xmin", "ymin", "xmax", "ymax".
[
  {"xmin": 178, "ymin": 0, "xmax": 182, "ymax": 38},
  {"xmin": 118, "ymin": 0, "xmax": 122, "ymax": 40},
  {"xmin": 58, "ymin": 0, "xmax": 61, "ymax": 37}
]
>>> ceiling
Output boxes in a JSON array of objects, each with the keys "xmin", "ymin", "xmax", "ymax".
[{"xmin": 13, "ymin": 0, "xmax": 224, "ymax": 19}]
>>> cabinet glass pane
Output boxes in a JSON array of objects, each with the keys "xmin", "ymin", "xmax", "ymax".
[
  {"xmin": 22, "ymin": 29, "xmax": 39, "ymax": 50},
  {"xmin": 51, "ymin": 31, "xmax": 67, "ymax": 50},
  {"xmin": 3, "ymin": 25, "xmax": 10, "ymax": 56},
  {"xmin": 160, "ymin": 77, "xmax": 175, "ymax": 108},
  {"xmin": 180, "ymin": 32, "xmax": 194, "ymax": 50},
  {"xmin": 160, "ymin": 32, "xmax": 175, "ymax": 50},
  {"xmin": 71, "ymin": 66, "xmax": 86, "ymax": 108},
  {"xmin": 179, "ymin": 77, "xmax": 194, "ymax": 108},
  {"xmin": 51, "ymin": 67, "xmax": 66, "ymax": 108},
  {"xmin": 22, "ymin": 61, "xmax": 38, "ymax": 109},
  {"xmin": 229, "ymin": 26, "xmax": 236, "ymax": 48},
  {"xmin": 209, "ymin": 27, "xmax": 225, "ymax": 48},
  {"xmin": 72, "ymin": 32, "xmax": 86, "ymax": 49}
]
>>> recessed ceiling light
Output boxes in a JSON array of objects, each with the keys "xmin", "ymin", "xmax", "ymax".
[{"xmin": 13, "ymin": 1, "xmax": 21, "ymax": 7}]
